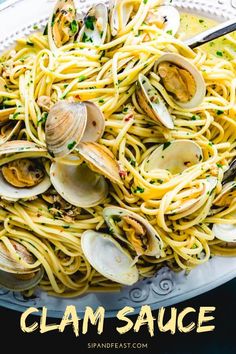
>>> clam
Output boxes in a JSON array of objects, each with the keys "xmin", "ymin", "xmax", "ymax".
[
  {"xmin": 0, "ymin": 240, "xmax": 44, "ymax": 291},
  {"xmin": 81, "ymin": 230, "xmax": 139, "ymax": 286},
  {"xmin": 222, "ymin": 159, "xmax": 236, "ymax": 184},
  {"xmin": 155, "ymin": 53, "xmax": 206, "ymax": 109},
  {"xmin": 166, "ymin": 177, "xmax": 217, "ymax": 216},
  {"xmin": 50, "ymin": 161, "xmax": 108, "ymax": 208},
  {"xmin": 45, "ymin": 101, "xmax": 105, "ymax": 159},
  {"xmin": 77, "ymin": 142, "xmax": 123, "ymax": 185},
  {"xmin": 136, "ymin": 74, "xmax": 174, "ymax": 129},
  {"xmin": 213, "ymin": 181, "xmax": 236, "ymax": 207},
  {"xmin": 48, "ymin": 0, "xmax": 79, "ymax": 52},
  {"xmin": 146, "ymin": 5, "xmax": 180, "ymax": 36},
  {"xmin": 0, "ymin": 141, "xmax": 51, "ymax": 201},
  {"xmin": 78, "ymin": 3, "xmax": 108, "ymax": 45},
  {"xmin": 109, "ymin": 0, "xmax": 133, "ymax": 36},
  {"xmin": 144, "ymin": 140, "xmax": 203, "ymax": 175},
  {"xmin": 212, "ymin": 216, "xmax": 236, "ymax": 243},
  {"xmin": 103, "ymin": 206, "xmax": 163, "ymax": 257}
]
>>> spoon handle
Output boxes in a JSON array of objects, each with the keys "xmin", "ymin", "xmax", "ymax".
[{"xmin": 184, "ymin": 19, "xmax": 236, "ymax": 49}]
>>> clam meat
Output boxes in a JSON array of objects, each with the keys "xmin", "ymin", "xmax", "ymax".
[
  {"xmin": 48, "ymin": 0, "xmax": 79, "ymax": 52},
  {"xmin": 103, "ymin": 206, "xmax": 163, "ymax": 257},
  {"xmin": 0, "ymin": 141, "xmax": 51, "ymax": 201},
  {"xmin": 155, "ymin": 53, "xmax": 206, "ymax": 109}
]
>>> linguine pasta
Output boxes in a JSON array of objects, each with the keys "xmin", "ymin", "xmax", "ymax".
[{"xmin": 0, "ymin": 0, "xmax": 236, "ymax": 297}]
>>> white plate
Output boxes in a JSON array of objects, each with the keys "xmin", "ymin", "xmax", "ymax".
[{"xmin": 0, "ymin": 0, "xmax": 236, "ymax": 318}]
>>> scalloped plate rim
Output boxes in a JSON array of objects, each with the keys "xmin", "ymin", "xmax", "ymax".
[{"xmin": 0, "ymin": 0, "xmax": 236, "ymax": 318}]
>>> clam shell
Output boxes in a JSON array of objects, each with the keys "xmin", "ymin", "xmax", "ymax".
[
  {"xmin": 0, "ymin": 267, "xmax": 44, "ymax": 291},
  {"xmin": 147, "ymin": 5, "xmax": 180, "ymax": 36},
  {"xmin": 50, "ymin": 161, "xmax": 108, "ymax": 208},
  {"xmin": 212, "ymin": 219, "xmax": 236, "ymax": 243},
  {"xmin": 155, "ymin": 53, "xmax": 206, "ymax": 109},
  {"xmin": 109, "ymin": 0, "xmax": 133, "ymax": 36},
  {"xmin": 77, "ymin": 142, "xmax": 123, "ymax": 185},
  {"xmin": 45, "ymin": 101, "xmax": 105, "ymax": 159},
  {"xmin": 137, "ymin": 74, "xmax": 174, "ymax": 129},
  {"xmin": 213, "ymin": 181, "xmax": 236, "ymax": 207},
  {"xmin": 0, "ymin": 141, "xmax": 51, "ymax": 201},
  {"xmin": 81, "ymin": 230, "xmax": 139, "ymax": 286},
  {"xmin": 78, "ymin": 3, "xmax": 108, "ymax": 45},
  {"xmin": 80, "ymin": 101, "xmax": 105, "ymax": 143},
  {"xmin": 166, "ymin": 177, "xmax": 217, "ymax": 216},
  {"xmin": 103, "ymin": 206, "xmax": 163, "ymax": 257},
  {"xmin": 0, "ymin": 240, "xmax": 40, "ymax": 274},
  {"xmin": 48, "ymin": 0, "xmax": 78, "ymax": 52},
  {"xmin": 144, "ymin": 140, "xmax": 203, "ymax": 175}
]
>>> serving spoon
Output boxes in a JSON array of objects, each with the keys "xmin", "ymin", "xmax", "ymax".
[{"xmin": 184, "ymin": 18, "xmax": 236, "ymax": 49}]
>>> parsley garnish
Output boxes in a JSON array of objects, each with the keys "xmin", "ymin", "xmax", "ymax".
[
  {"xmin": 163, "ymin": 142, "xmax": 171, "ymax": 150},
  {"xmin": 166, "ymin": 30, "xmax": 173, "ymax": 35},
  {"xmin": 70, "ymin": 20, "xmax": 78, "ymax": 34},
  {"xmin": 78, "ymin": 75, "xmax": 86, "ymax": 82},
  {"xmin": 216, "ymin": 110, "xmax": 224, "ymax": 115},
  {"xmin": 216, "ymin": 51, "xmax": 223, "ymax": 57},
  {"xmin": 85, "ymin": 16, "xmax": 96, "ymax": 30},
  {"xmin": 67, "ymin": 141, "xmax": 77, "ymax": 150},
  {"xmin": 26, "ymin": 41, "xmax": 34, "ymax": 47}
]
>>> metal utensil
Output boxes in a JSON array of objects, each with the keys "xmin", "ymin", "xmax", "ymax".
[{"xmin": 185, "ymin": 18, "xmax": 236, "ymax": 49}]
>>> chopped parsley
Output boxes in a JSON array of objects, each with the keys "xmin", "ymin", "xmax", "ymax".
[
  {"xmin": 70, "ymin": 20, "xmax": 78, "ymax": 34},
  {"xmin": 143, "ymin": 0, "xmax": 148, "ymax": 4},
  {"xmin": 199, "ymin": 19, "xmax": 204, "ymax": 23},
  {"xmin": 26, "ymin": 41, "xmax": 34, "ymax": 47},
  {"xmin": 217, "ymin": 163, "xmax": 223, "ymax": 168},
  {"xmin": 163, "ymin": 142, "xmax": 171, "ymax": 150},
  {"xmin": 12, "ymin": 112, "xmax": 20, "ymax": 120},
  {"xmin": 133, "ymin": 186, "xmax": 145, "ymax": 194},
  {"xmin": 129, "ymin": 158, "xmax": 136, "ymax": 167},
  {"xmin": 99, "ymin": 99, "xmax": 104, "ymax": 103},
  {"xmin": 37, "ymin": 112, "xmax": 48, "ymax": 125},
  {"xmin": 216, "ymin": 110, "xmax": 224, "ymax": 115},
  {"xmin": 216, "ymin": 51, "xmax": 223, "ymax": 57},
  {"xmin": 67, "ymin": 141, "xmax": 77, "ymax": 150},
  {"xmin": 78, "ymin": 75, "xmax": 86, "ymax": 82},
  {"xmin": 85, "ymin": 16, "xmax": 96, "ymax": 30},
  {"xmin": 191, "ymin": 115, "xmax": 200, "ymax": 120},
  {"xmin": 82, "ymin": 32, "xmax": 93, "ymax": 43},
  {"xmin": 166, "ymin": 30, "xmax": 173, "ymax": 35}
]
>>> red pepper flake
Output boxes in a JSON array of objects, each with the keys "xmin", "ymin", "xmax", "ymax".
[
  {"xmin": 75, "ymin": 94, "xmax": 81, "ymax": 100},
  {"xmin": 118, "ymin": 163, "xmax": 127, "ymax": 178},
  {"xmin": 124, "ymin": 113, "xmax": 134, "ymax": 122}
]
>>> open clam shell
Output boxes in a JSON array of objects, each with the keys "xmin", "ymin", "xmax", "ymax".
[
  {"xmin": 48, "ymin": 0, "xmax": 79, "ymax": 52},
  {"xmin": 81, "ymin": 230, "xmax": 139, "ymax": 286},
  {"xmin": 213, "ymin": 181, "xmax": 236, "ymax": 207},
  {"xmin": 0, "ymin": 141, "xmax": 51, "ymax": 201},
  {"xmin": 144, "ymin": 140, "xmax": 203, "ymax": 175},
  {"xmin": 50, "ymin": 160, "xmax": 108, "ymax": 208},
  {"xmin": 109, "ymin": 0, "xmax": 133, "ymax": 36},
  {"xmin": 155, "ymin": 53, "xmax": 206, "ymax": 109},
  {"xmin": 0, "ymin": 267, "xmax": 44, "ymax": 291},
  {"xmin": 0, "ymin": 240, "xmax": 43, "ymax": 291},
  {"xmin": 77, "ymin": 142, "xmax": 123, "ymax": 185},
  {"xmin": 45, "ymin": 101, "xmax": 105, "ymax": 159},
  {"xmin": 146, "ymin": 5, "xmax": 180, "ymax": 35},
  {"xmin": 166, "ymin": 177, "xmax": 217, "ymax": 216},
  {"xmin": 212, "ymin": 215, "xmax": 236, "ymax": 243},
  {"xmin": 103, "ymin": 206, "xmax": 163, "ymax": 257},
  {"xmin": 78, "ymin": 3, "xmax": 108, "ymax": 45},
  {"xmin": 136, "ymin": 74, "xmax": 174, "ymax": 129}
]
